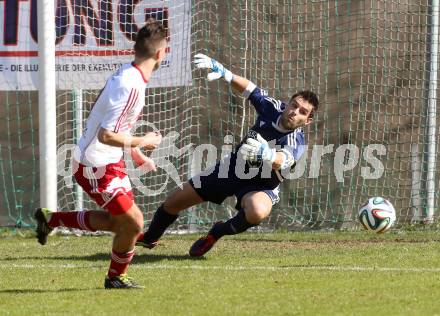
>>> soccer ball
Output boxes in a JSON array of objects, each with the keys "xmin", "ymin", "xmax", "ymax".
[{"xmin": 358, "ymin": 197, "xmax": 396, "ymax": 233}]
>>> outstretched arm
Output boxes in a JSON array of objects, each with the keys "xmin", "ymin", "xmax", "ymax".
[
  {"xmin": 195, "ymin": 53, "xmax": 280, "ymax": 117},
  {"xmin": 230, "ymin": 74, "xmax": 253, "ymax": 94},
  {"xmin": 194, "ymin": 54, "xmax": 255, "ymax": 95}
]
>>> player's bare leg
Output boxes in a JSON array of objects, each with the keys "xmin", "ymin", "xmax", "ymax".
[
  {"xmin": 240, "ymin": 191, "xmax": 273, "ymax": 224},
  {"xmin": 163, "ymin": 182, "xmax": 205, "ymax": 214},
  {"xmin": 189, "ymin": 191, "xmax": 272, "ymax": 257},
  {"xmin": 111, "ymin": 203, "xmax": 144, "ymax": 253},
  {"xmin": 105, "ymin": 202, "xmax": 144, "ymax": 289},
  {"xmin": 34, "ymin": 202, "xmax": 144, "ymax": 289},
  {"xmin": 137, "ymin": 182, "xmax": 204, "ymax": 248}
]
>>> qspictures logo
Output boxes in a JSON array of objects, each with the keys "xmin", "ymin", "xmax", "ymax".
[{"xmin": 57, "ymin": 121, "xmax": 387, "ymax": 196}]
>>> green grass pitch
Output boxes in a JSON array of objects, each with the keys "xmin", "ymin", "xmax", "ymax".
[{"xmin": 1, "ymin": 231, "xmax": 440, "ymax": 315}]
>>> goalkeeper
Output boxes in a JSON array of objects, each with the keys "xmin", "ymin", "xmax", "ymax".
[{"xmin": 137, "ymin": 54, "xmax": 319, "ymax": 257}]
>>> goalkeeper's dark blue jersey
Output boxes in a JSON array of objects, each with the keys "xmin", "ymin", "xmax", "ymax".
[
  {"xmin": 231, "ymin": 86, "xmax": 307, "ymax": 187},
  {"xmin": 245, "ymin": 87, "xmax": 306, "ymax": 162},
  {"xmin": 188, "ymin": 86, "xmax": 308, "ymax": 209}
]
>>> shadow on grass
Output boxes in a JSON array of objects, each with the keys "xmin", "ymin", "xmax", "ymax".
[
  {"xmin": 0, "ymin": 253, "xmax": 206, "ymax": 263},
  {"xmin": 0, "ymin": 287, "xmax": 102, "ymax": 294},
  {"xmin": 134, "ymin": 253, "xmax": 207, "ymax": 263},
  {"xmin": 229, "ymin": 236, "xmax": 440, "ymax": 244}
]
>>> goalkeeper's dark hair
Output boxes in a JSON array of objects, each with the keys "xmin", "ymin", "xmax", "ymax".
[
  {"xmin": 134, "ymin": 18, "xmax": 167, "ymax": 59},
  {"xmin": 289, "ymin": 90, "xmax": 319, "ymax": 118}
]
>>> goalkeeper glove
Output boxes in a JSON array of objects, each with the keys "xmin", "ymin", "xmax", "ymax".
[
  {"xmin": 239, "ymin": 133, "xmax": 276, "ymax": 165},
  {"xmin": 194, "ymin": 53, "xmax": 234, "ymax": 83}
]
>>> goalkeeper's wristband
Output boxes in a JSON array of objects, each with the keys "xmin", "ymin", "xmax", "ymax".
[
  {"xmin": 260, "ymin": 146, "xmax": 276, "ymax": 164},
  {"xmin": 224, "ymin": 69, "xmax": 233, "ymax": 83},
  {"xmin": 242, "ymin": 81, "xmax": 257, "ymax": 98},
  {"xmin": 278, "ymin": 149, "xmax": 296, "ymax": 169},
  {"xmin": 268, "ymin": 148, "xmax": 277, "ymax": 163}
]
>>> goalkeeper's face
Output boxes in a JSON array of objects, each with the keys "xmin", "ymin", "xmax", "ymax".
[{"xmin": 280, "ymin": 97, "xmax": 314, "ymax": 130}]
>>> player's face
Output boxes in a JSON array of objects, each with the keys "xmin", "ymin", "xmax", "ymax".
[{"xmin": 280, "ymin": 96, "xmax": 314, "ymax": 130}]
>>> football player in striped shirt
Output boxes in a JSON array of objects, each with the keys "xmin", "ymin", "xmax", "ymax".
[
  {"xmin": 137, "ymin": 54, "xmax": 319, "ymax": 257},
  {"xmin": 34, "ymin": 19, "xmax": 166, "ymax": 289}
]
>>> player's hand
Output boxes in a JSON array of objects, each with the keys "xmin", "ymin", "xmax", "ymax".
[
  {"xmin": 239, "ymin": 133, "xmax": 276, "ymax": 164},
  {"xmin": 194, "ymin": 53, "xmax": 233, "ymax": 83},
  {"xmin": 130, "ymin": 147, "xmax": 157, "ymax": 173},
  {"xmin": 140, "ymin": 131, "xmax": 162, "ymax": 150}
]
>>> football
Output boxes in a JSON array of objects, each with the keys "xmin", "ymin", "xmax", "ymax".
[{"xmin": 358, "ymin": 197, "xmax": 396, "ymax": 233}]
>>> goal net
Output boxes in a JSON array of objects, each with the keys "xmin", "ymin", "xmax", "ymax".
[{"xmin": 0, "ymin": 0, "xmax": 438, "ymax": 231}]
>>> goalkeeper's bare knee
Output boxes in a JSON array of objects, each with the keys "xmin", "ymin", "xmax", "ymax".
[{"xmin": 242, "ymin": 193, "xmax": 273, "ymax": 224}]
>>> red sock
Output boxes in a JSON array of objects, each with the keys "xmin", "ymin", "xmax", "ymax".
[
  {"xmin": 108, "ymin": 249, "xmax": 135, "ymax": 278},
  {"xmin": 48, "ymin": 211, "xmax": 96, "ymax": 232}
]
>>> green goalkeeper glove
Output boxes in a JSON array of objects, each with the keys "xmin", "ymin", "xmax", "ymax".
[{"xmin": 194, "ymin": 53, "xmax": 234, "ymax": 83}]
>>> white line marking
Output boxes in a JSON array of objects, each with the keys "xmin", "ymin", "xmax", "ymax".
[{"xmin": 1, "ymin": 263, "xmax": 440, "ymax": 273}]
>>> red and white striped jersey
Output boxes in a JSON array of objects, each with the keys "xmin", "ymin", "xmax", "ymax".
[{"xmin": 76, "ymin": 62, "xmax": 148, "ymax": 167}]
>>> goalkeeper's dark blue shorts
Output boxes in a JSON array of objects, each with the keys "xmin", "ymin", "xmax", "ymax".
[{"xmin": 188, "ymin": 158, "xmax": 280, "ymax": 211}]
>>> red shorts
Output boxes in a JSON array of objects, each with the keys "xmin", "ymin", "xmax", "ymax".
[{"xmin": 74, "ymin": 159, "xmax": 134, "ymax": 215}]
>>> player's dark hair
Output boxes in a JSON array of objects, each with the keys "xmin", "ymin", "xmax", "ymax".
[
  {"xmin": 134, "ymin": 18, "xmax": 167, "ymax": 59},
  {"xmin": 289, "ymin": 90, "xmax": 319, "ymax": 118}
]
